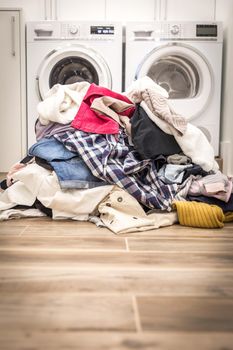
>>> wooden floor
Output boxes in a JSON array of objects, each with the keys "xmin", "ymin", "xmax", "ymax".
[{"xmin": 0, "ymin": 216, "xmax": 233, "ymax": 350}]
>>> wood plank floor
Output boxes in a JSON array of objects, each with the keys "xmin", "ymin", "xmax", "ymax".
[{"xmin": 0, "ymin": 217, "xmax": 233, "ymax": 350}]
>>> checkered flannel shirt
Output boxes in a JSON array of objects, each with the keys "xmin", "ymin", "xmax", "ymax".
[{"xmin": 55, "ymin": 129, "xmax": 179, "ymax": 210}]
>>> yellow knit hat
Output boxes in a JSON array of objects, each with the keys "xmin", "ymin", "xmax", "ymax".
[
  {"xmin": 224, "ymin": 212, "xmax": 233, "ymax": 222},
  {"xmin": 172, "ymin": 201, "xmax": 225, "ymax": 228}
]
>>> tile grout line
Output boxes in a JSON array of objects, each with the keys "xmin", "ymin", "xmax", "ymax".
[
  {"xmin": 19, "ymin": 226, "xmax": 29, "ymax": 236},
  {"xmin": 1, "ymin": 265, "xmax": 233, "ymax": 271},
  {"xmin": 0, "ymin": 248, "xmax": 129, "ymax": 252},
  {"xmin": 132, "ymin": 295, "xmax": 142, "ymax": 332},
  {"xmin": 125, "ymin": 238, "xmax": 129, "ymax": 251},
  {"xmin": 2, "ymin": 248, "xmax": 233, "ymax": 254}
]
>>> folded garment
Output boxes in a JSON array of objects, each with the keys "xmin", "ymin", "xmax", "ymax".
[
  {"xmin": 71, "ymin": 83, "xmax": 135, "ymax": 134},
  {"xmin": 173, "ymin": 200, "xmax": 225, "ymax": 228},
  {"xmin": 188, "ymin": 171, "xmax": 233, "ymax": 202},
  {"xmin": 90, "ymin": 95, "xmax": 134, "ymax": 124},
  {"xmin": 29, "ymin": 137, "xmax": 107, "ymax": 189}
]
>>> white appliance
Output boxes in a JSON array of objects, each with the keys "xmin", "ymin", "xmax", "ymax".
[
  {"xmin": 26, "ymin": 20, "xmax": 122, "ymax": 147},
  {"xmin": 125, "ymin": 21, "xmax": 223, "ymax": 156}
]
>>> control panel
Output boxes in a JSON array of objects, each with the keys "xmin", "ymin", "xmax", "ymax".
[
  {"xmin": 131, "ymin": 21, "xmax": 222, "ymax": 42},
  {"xmin": 30, "ymin": 21, "xmax": 116, "ymax": 41}
]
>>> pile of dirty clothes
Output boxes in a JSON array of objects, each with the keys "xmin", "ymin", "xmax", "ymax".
[{"xmin": 0, "ymin": 76, "xmax": 233, "ymax": 233}]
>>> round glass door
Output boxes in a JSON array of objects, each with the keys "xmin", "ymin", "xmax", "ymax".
[
  {"xmin": 136, "ymin": 43, "xmax": 213, "ymax": 120},
  {"xmin": 49, "ymin": 56, "xmax": 99, "ymax": 87},
  {"xmin": 38, "ymin": 45, "xmax": 112, "ymax": 100},
  {"xmin": 147, "ymin": 55, "xmax": 200, "ymax": 99}
]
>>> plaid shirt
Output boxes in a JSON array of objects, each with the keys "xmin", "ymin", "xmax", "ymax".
[{"xmin": 55, "ymin": 129, "xmax": 179, "ymax": 210}]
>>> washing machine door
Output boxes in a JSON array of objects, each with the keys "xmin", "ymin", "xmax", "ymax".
[
  {"xmin": 136, "ymin": 43, "xmax": 213, "ymax": 121},
  {"xmin": 38, "ymin": 45, "xmax": 112, "ymax": 100}
]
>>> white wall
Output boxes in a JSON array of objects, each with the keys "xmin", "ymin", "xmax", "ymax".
[
  {"xmin": 55, "ymin": 0, "xmax": 106, "ymax": 21},
  {"xmin": 0, "ymin": 0, "xmax": 45, "ymax": 20},
  {"xmin": 0, "ymin": 0, "xmax": 232, "ymax": 174},
  {"xmin": 165, "ymin": 0, "xmax": 216, "ymax": 20},
  {"xmin": 216, "ymin": 0, "xmax": 233, "ymax": 175},
  {"xmin": 0, "ymin": 0, "xmax": 217, "ymax": 22}
]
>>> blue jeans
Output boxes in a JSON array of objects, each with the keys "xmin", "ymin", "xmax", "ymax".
[{"xmin": 28, "ymin": 137, "xmax": 107, "ymax": 189}]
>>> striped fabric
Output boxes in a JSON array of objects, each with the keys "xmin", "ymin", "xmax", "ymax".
[
  {"xmin": 142, "ymin": 88, "xmax": 187, "ymax": 135},
  {"xmin": 173, "ymin": 200, "xmax": 225, "ymax": 228}
]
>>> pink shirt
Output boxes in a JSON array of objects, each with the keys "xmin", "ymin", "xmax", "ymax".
[{"xmin": 71, "ymin": 84, "xmax": 135, "ymax": 134}]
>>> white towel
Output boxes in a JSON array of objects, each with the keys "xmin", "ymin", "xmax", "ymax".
[
  {"xmin": 37, "ymin": 82, "xmax": 90, "ymax": 125},
  {"xmin": 125, "ymin": 76, "xmax": 169, "ymax": 102}
]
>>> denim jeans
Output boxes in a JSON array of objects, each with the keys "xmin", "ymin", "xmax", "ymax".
[{"xmin": 28, "ymin": 137, "xmax": 107, "ymax": 189}]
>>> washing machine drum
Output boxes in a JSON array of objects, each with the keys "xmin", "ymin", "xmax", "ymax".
[
  {"xmin": 49, "ymin": 56, "xmax": 100, "ymax": 86},
  {"xmin": 147, "ymin": 55, "xmax": 200, "ymax": 99},
  {"xmin": 136, "ymin": 43, "xmax": 213, "ymax": 121},
  {"xmin": 38, "ymin": 45, "xmax": 112, "ymax": 100}
]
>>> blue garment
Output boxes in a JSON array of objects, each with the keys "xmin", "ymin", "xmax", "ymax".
[
  {"xmin": 28, "ymin": 137, "xmax": 107, "ymax": 189},
  {"xmin": 54, "ymin": 128, "xmax": 180, "ymax": 211},
  {"xmin": 187, "ymin": 194, "xmax": 233, "ymax": 212},
  {"xmin": 158, "ymin": 163, "xmax": 193, "ymax": 184}
]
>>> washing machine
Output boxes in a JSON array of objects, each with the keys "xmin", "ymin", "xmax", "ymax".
[
  {"xmin": 125, "ymin": 21, "xmax": 223, "ymax": 156},
  {"xmin": 26, "ymin": 20, "xmax": 122, "ymax": 147}
]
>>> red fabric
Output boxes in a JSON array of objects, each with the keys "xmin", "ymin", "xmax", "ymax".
[{"xmin": 71, "ymin": 84, "xmax": 135, "ymax": 134}]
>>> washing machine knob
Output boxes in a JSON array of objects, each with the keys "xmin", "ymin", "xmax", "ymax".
[
  {"xmin": 170, "ymin": 25, "xmax": 180, "ymax": 35},
  {"xmin": 69, "ymin": 25, "xmax": 78, "ymax": 35}
]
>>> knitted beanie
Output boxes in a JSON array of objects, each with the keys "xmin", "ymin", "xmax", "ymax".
[{"xmin": 173, "ymin": 201, "xmax": 225, "ymax": 228}]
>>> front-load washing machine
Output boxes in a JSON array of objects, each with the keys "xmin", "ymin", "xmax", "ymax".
[
  {"xmin": 125, "ymin": 21, "xmax": 223, "ymax": 156},
  {"xmin": 26, "ymin": 20, "xmax": 122, "ymax": 147}
]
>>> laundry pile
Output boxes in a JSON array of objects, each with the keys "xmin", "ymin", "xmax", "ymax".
[{"xmin": 1, "ymin": 76, "xmax": 233, "ymax": 233}]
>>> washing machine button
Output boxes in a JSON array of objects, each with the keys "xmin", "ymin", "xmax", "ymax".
[
  {"xmin": 170, "ymin": 25, "xmax": 180, "ymax": 35},
  {"xmin": 69, "ymin": 25, "xmax": 78, "ymax": 35}
]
